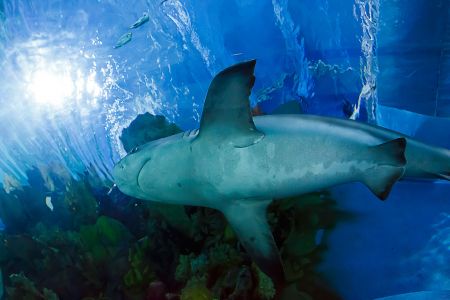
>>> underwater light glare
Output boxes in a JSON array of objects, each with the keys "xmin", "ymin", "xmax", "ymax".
[
  {"xmin": 25, "ymin": 60, "xmax": 103, "ymax": 109},
  {"xmin": 28, "ymin": 69, "xmax": 75, "ymax": 106}
]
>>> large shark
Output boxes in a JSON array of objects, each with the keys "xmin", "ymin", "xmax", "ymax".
[{"xmin": 113, "ymin": 60, "xmax": 450, "ymax": 280}]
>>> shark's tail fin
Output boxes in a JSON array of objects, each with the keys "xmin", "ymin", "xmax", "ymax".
[
  {"xmin": 361, "ymin": 138, "xmax": 407, "ymax": 200},
  {"xmin": 401, "ymin": 140, "xmax": 450, "ymax": 181},
  {"xmin": 434, "ymin": 148, "xmax": 450, "ymax": 181}
]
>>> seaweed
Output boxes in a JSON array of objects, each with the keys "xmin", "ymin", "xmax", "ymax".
[
  {"xmin": 0, "ymin": 162, "xmax": 343, "ymax": 299},
  {"xmin": 6, "ymin": 273, "xmax": 59, "ymax": 300}
]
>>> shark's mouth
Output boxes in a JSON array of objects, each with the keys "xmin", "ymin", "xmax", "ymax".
[
  {"xmin": 136, "ymin": 166, "xmax": 144, "ymax": 190},
  {"xmin": 136, "ymin": 158, "xmax": 152, "ymax": 191}
]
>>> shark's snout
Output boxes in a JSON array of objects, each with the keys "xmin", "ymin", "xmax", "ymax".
[
  {"xmin": 113, "ymin": 158, "xmax": 136, "ymax": 191},
  {"xmin": 112, "ymin": 152, "xmax": 152, "ymax": 200}
]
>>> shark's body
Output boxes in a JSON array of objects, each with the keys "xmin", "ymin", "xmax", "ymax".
[{"xmin": 113, "ymin": 60, "xmax": 450, "ymax": 280}]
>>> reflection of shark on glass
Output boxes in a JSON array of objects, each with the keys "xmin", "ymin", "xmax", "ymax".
[
  {"xmin": 129, "ymin": 13, "xmax": 149, "ymax": 29},
  {"xmin": 113, "ymin": 60, "xmax": 450, "ymax": 281},
  {"xmin": 113, "ymin": 32, "xmax": 132, "ymax": 49}
]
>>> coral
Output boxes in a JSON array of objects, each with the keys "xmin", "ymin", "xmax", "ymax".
[
  {"xmin": 190, "ymin": 253, "xmax": 208, "ymax": 275},
  {"xmin": 280, "ymin": 284, "xmax": 313, "ymax": 300},
  {"xmin": 6, "ymin": 273, "xmax": 41, "ymax": 299},
  {"xmin": 43, "ymin": 288, "xmax": 60, "ymax": 300},
  {"xmin": 207, "ymin": 243, "xmax": 242, "ymax": 270},
  {"xmin": 0, "ymin": 162, "xmax": 342, "ymax": 300},
  {"xmin": 0, "ymin": 179, "xmax": 47, "ymax": 233},
  {"xmin": 96, "ymin": 215, "xmax": 133, "ymax": 245},
  {"xmin": 64, "ymin": 179, "xmax": 98, "ymax": 227},
  {"xmin": 0, "ymin": 234, "xmax": 47, "ymax": 265},
  {"xmin": 150, "ymin": 203, "xmax": 194, "ymax": 238},
  {"xmin": 180, "ymin": 278, "xmax": 212, "ymax": 300},
  {"xmin": 175, "ymin": 254, "xmax": 194, "ymax": 282},
  {"xmin": 175, "ymin": 242, "xmax": 241, "ymax": 284},
  {"xmin": 272, "ymin": 192, "xmax": 339, "ymax": 283},
  {"xmin": 228, "ymin": 266, "xmax": 253, "ymax": 300},
  {"xmin": 6, "ymin": 273, "xmax": 59, "ymax": 300},
  {"xmin": 79, "ymin": 216, "xmax": 132, "ymax": 263},
  {"xmin": 253, "ymin": 265, "xmax": 275, "ymax": 300},
  {"xmin": 282, "ymin": 229, "xmax": 317, "ymax": 257},
  {"xmin": 123, "ymin": 237, "xmax": 156, "ymax": 292},
  {"xmin": 189, "ymin": 208, "xmax": 226, "ymax": 245}
]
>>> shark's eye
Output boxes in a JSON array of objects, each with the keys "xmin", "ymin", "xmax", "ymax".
[{"xmin": 130, "ymin": 147, "xmax": 139, "ymax": 154}]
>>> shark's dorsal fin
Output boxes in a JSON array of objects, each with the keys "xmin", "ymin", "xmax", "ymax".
[{"xmin": 197, "ymin": 60, "xmax": 264, "ymax": 148}]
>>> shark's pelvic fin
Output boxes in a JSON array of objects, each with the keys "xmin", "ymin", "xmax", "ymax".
[
  {"xmin": 221, "ymin": 199, "xmax": 284, "ymax": 281},
  {"xmin": 362, "ymin": 138, "xmax": 407, "ymax": 200},
  {"xmin": 197, "ymin": 60, "xmax": 264, "ymax": 148}
]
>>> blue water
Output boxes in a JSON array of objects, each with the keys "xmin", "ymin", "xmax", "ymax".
[{"xmin": 0, "ymin": 0, "xmax": 449, "ymax": 299}]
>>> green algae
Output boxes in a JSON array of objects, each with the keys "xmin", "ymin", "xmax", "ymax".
[{"xmin": 0, "ymin": 166, "xmax": 342, "ymax": 299}]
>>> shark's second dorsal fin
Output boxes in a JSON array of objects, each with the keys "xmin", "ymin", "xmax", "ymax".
[{"xmin": 197, "ymin": 60, "xmax": 264, "ymax": 148}]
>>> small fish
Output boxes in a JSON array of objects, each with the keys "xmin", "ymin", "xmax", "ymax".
[
  {"xmin": 113, "ymin": 32, "xmax": 132, "ymax": 49},
  {"xmin": 129, "ymin": 13, "xmax": 149, "ymax": 29},
  {"xmin": 45, "ymin": 196, "xmax": 54, "ymax": 211}
]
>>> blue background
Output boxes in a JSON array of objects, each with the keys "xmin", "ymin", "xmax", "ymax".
[{"xmin": 0, "ymin": 0, "xmax": 449, "ymax": 299}]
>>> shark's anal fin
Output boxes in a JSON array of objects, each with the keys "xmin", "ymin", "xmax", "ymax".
[
  {"xmin": 221, "ymin": 199, "xmax": 284, "ymax": 282},
  {"xmin": 197, "ymin": 60, "xmax": 264, "ymax": 148}
]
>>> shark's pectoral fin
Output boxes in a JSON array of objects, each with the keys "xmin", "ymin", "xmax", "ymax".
[
  {"xmin": 197, "ymin": 60, "xmax": 264, "ymax": 148},
  {"xmin": 362, "ymin": 138, "xmax": 407, "ymax": 200},
  {"xmin": 221, "ymin": 199, "xmax": 284, "ymax": 282}
]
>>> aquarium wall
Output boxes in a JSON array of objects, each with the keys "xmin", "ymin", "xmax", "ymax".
[{"xmin": 0, "ymin": 0, "xmax": 449, "ymax": 299}]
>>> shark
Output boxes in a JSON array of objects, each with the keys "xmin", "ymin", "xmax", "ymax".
[{"xmin": 113, "ymin": 60, "xmax": 450, "ymax": 281}]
